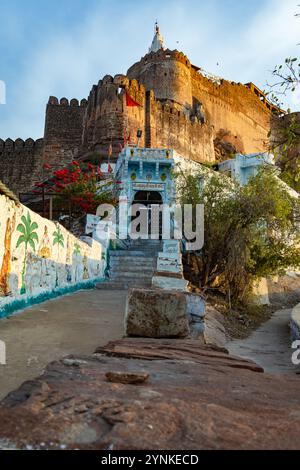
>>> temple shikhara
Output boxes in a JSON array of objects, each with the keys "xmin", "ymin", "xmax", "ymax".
[{"xmin": 0, "ymin": 24, "xmax": 280, "ymax": 197}]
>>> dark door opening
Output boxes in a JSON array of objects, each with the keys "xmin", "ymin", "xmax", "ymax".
[
  {"xmin": 133, "ymin": 191, "xmax": 163, "ymax": 205},
  {"xmin": 132, "ymin": 191, "xmax": 163, "ymax": 239}
]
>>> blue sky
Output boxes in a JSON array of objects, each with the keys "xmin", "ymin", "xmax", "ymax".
[{"xmin": 0, "ymin": 0, "xmax": 299, "ymax": 139}]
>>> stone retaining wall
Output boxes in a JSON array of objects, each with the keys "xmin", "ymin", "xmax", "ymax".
[{"xmin": 291, "ymin": 303, "xmax": 300, "ymax": 341}]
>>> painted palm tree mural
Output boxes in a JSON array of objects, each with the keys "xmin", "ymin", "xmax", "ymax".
[
  {"xmin": 53, "ymin": 225, "xmax": 64, "ymax": 287},
  {"xmin": 73, "ymin": 243, "xmax": 81, "ymax": 256},
  {"xmin": 16, "ymin": 212, "xmax": 39, "ymax": 294}
]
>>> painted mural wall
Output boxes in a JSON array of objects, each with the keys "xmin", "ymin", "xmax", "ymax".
[{"xmin": 0, "ymin": 194, "xmax": 105, "ymax": 317}]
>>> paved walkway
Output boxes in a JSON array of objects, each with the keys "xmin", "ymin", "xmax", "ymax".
[
  {"xmin": 228, "ymin": 308, "xmax": 300, "ymax": 376},
  {"xmin": 0, "ymin": 289, "xmax": 127, "ymax": 400}
]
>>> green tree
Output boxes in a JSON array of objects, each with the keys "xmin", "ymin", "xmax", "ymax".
[
  {"xmin": 178, "ymin": 168, "xmax": 300, "ymax": 305},
  {"xmin": 267, "ymin": 6, "xmax": 300, "ymax": 191},
  {"xmin": 16, "ymin": 212, "xmax": 39, "ymax": 294},
  {"xmin": 270, "ymin": 114, "xmax": 300, "ymax": 192}
]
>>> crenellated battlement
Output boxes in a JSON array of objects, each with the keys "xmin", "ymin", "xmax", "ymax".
[
  {"xmin": 47, "ymin": 96, "xmax": 88, "ymax": 107},
  {"xmin": 131, "ymin": 48, "xmax": 191, "ymax": 70},
  {"xmin": 0, "ymin": 137, "xmax": 44, "ymax": 194},
  {"xmin": 0, "ymin": 137, "xmax": 44, "ymax": 153}
]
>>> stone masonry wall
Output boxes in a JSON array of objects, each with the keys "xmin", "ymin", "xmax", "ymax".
[
  {"xmin": 128, "ymin": 49, "xmax": 272, "ymax": 157},
  {"xmin": 191, "ymin": 69, "xmax": 271, "ymax": 154},
  {"xmin": 82, "ymin": 75, "xmax": 146, "ymax": 160},
  {"xmin": 43, "ymin": 97, "xmax": 87, "ymax": 169},
  {"xmin": 127, "ymin": 49, "xmax": 193, "ymax": 111},
  {"xmin": 148, "ymin": 93, "xmax": 215, "ymax": 162},
  {"xmin": 0, "ymin": 138, "xmax": 44, "ymax": 196}
]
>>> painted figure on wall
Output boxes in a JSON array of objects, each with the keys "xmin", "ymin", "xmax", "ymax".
[
  {"xmin": 73, "ymin": 243, "xmax": 81, "ymax": 283},
  {"xmin": 16, "ymin": 211, "xmax": 39, "ymax": 295},
  {"xmin": 38, "ymin": 226, "xmax": 52, "ymax": 289},
  {"xmin": 38, "ymin": 226, "xmax": 51, "ymax": 259},
  {"xmin": 65, "ymin": 236, "xmax": 72, "ymax": 283},
  {"xmin": 0, "ymin": 213, "xmax": 16, "ymax": 296},
  {"xmin": 82, "ymin": 254, "xmax": 89, "ymax": 280}
]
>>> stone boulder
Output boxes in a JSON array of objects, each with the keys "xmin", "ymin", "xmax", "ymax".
[{"xmin": 125, "ymin": 288, "xmax": 190, "ymax": 338}]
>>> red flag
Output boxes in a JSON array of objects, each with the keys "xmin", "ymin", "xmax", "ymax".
[
  {"xmin": 108, "ymin": 163, "xmax": 113, "ymax": 174},
  {"xmin": 126, "ymin": 91, "xmax": 141, "ymax": 107}
]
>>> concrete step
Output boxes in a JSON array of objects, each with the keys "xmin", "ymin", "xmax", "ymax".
[
  {"xmin": 109, "ymin": 250, "xmax": 157, "ymax": 257},
  {"xmin": 96, "ymin": 280, "xmax": 152, "ymax": 290},
  {"xmin": 110, "ymin": 271, "xmax": 154, "ymax": 280},
  {"xmin": 109, "ymin": 259, "xmax": 156, "ymax": 270},
  {"xmin": 109, "ymin": 269, "xmax": 155, "ymax": 279},
  {"xmin": 127, "ymin": 242, "xmax": 162, "ymax": 250},
  {"xmin": 109, "ymin": 252, "xmax": 156, "ymax": 260}
]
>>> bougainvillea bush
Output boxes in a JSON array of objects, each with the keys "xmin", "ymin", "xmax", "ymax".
[{"xmin": 35, "ymin": 161, "xmax": 116, "ymax": 216}]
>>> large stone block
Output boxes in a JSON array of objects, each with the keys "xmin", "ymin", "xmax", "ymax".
[
  {"xmin": 152, "ymin": 275, "xmax": 189, "ymax": 291},
  {"xmin": 125, "ymin": 288, "xmax": 190, "ymax": 338}
]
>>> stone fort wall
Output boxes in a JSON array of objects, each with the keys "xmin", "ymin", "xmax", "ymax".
[
  {"xmin": 43, "ymin": 97, "xmax": 87, "ymax": 169},
  {"xmin": 128, "ymin": 49, "xmax": 273, "ymax": 156},
  {"xmin": 0, "ymin": 138, "xmax": 44, "ymax": 196},
  {"xmin": 191, "ymin": 69, "xmax": 271, "ymax": 154},
  {"xmin": 81, "ymin": 72, "xmax": 215, "ymax": 163},
  {"xmin": 0, "ymin": 48, "xmax": 276, "ymax": 195}
]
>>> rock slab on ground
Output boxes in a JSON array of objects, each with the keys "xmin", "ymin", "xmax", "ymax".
[{"xmin": 0, "ymin": 338, "xmax": 300, "ymax": 450}]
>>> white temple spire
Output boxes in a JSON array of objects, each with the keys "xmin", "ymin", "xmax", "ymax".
[{"xmin": 149, "ymin": 22, "xmax": 164, "ymax": 53}]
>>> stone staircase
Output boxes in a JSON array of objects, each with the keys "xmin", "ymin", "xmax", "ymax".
[{"xmin": 96, "ymin": 240, "xmax": 162, "ymax": 290}]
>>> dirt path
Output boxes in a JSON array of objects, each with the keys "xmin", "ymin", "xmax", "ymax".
[
  {"xmin": 0, "ymin": 289, "xmax": 126, "ymax": 400},
  {"xmin": 228, "ymin": 308, "xmax": 300, "ymax": 376}
]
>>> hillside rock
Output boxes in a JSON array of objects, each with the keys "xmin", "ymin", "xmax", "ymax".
[{"xmin": 0, "ymin": 339, "xmax": 299, "ymax": 450}]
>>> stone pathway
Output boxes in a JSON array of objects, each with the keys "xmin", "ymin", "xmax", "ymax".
[
  {"xmin": 228, "ymin": 308, "xmax": 300, "ymax": 376},
  {"xmin": 0, "ymin": 289, "xmax": 126, "ymax": 400}
]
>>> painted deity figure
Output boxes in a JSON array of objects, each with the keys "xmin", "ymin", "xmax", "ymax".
[
  {"xmin": 38, "ymin": 226, "xmax": 51, "ymax": 259},
  {"xmin": 38, "ymin": 226, "xmax": 52, "ymax": 289},
  {"xmin": 65, "ymin": 236, "xmax": 72, "ymax": 283},
  {"xmin": 0, "ymin": 213, "xmax": 16, "ymax": 296}
]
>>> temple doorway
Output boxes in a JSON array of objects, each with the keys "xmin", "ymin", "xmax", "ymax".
[{"xmin": 131, "ymin": 191, "xmax": 163, "ymax": 239}]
